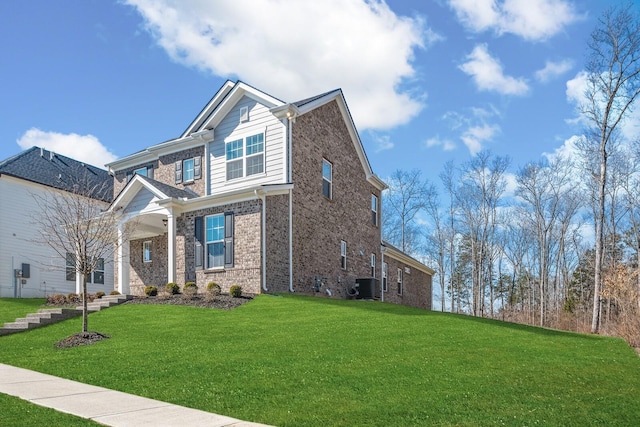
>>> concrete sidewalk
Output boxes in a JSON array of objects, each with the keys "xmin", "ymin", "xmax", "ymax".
[{"xmin": 0, "ymin": 364, "xmax": 272, "ymax": 426}]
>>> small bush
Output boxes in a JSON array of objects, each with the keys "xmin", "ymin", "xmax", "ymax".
[
  {"xmin": 184, "ymin": 282, "xmax": 198, "ymax": 291},
  {"xmin": 206, "ymin": 282, "xmax": 221, "ymax": 295},
  {"xmin": 47, "ymin": 294, "xmax": 67, "ymax": 305},
  {"xmin": 95, "ymin": 291, "xmax": 105, "ymax": 299},
  {"xmin": 110, "ymin": 290, "xmax": 121, "ymax": 296},
  {"xmin": 145, "ymin": 285, "xmax": 158, "ymax": 297},
  {"xmin": 182, "ymin": 282, "xmax": 198, "ymax": 301},
  {"xmin": 229, "ymin": 285, "xmax": 242, "ymax": 298},
  {"xmin": 67, "ymin": 293, "xmax": 81, "ymax": 304},
  {"xmin": 165, "ymin": 282, "xmax": 180, "ymax": 295}
]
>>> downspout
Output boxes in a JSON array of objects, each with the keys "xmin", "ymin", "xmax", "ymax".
[
  {"xmin": 380, "ymin": 195, "xmax": 384, "ymax": 303},
  {"xmin": 255, "ymin": 189, "xmax": 268, "ymax": 292},
  {"xmin": 287, "ymin": 114, "xmax": 294, "ymax": 292}
]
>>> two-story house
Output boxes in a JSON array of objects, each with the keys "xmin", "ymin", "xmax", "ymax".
[
  {"xmin": 106, "ymin": 81, "xmax": 433, "ymax": 309},
  {"xmin": 0, "ymin": 147, "xmax": 114, "ymax": 297}
]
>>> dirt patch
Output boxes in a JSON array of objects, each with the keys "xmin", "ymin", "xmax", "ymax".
[{"xmin": 55, "ymin": 331, "xmax": 110, "ymax": 349}]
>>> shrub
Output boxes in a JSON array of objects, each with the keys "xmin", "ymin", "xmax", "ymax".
[
  {"xmin": 95, "ymin": 291, "xmax": 106, "ymax": 299},
  {"xmin": 47, "ymin": 294, "xmax": 67, "ymax": 305},
  {"xmin": 206, "ymin": 282, "xmax": 221, "ymax": 295},
  {"xmin": 145, "ymin": 285, "xmax": 158, "ymax": 297},
  {"xmin": 66, "ymin": 293, "xmax": 81, "ymax": 304},
  {"xmin": 229, "ymin": 285, "xmax": 242, "ymax": 298},
  {"xmin": 182, "ymin": 282, "xmax": 198, "ymax": 301},
  {"xmin": 165, "ymin": 282, "xmax": 180, "ymax": 295},
  {"xmin": 109, "ymin": 290, "xmax": 120, "ymax": 296},
  {"xmin": 184, "ymin": 282, "xmax": 198, "ymax": 291}
]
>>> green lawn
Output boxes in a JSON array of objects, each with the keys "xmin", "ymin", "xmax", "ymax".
[
  {"xmin": 0, "ymin": 298, "xmax": 45, "ymax": 324},
  {"xmin": 0, "ymin": 295, "xmax": 638, "ymax": 426},
  {"xmin": 0, "ymin": 393, "xmax": 100, "ymax": 426}
]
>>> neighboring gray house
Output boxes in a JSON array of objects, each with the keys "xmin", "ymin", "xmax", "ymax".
[
  {"xmin": 107, "ymin": 81, "xmax": 434, "ymax": 309},
  {"xmin": 0, "ymin": 147, "xmax": 114, "ymax": 297}
]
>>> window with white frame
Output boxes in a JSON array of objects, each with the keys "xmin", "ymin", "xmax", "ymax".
[
  {"xmin": 65, "ymin": 253, "xmax": 104, "ymax": 284},
  {"xmin": 93, "ymin": 258, "xmax": 105, "ymax": 284},
  {"xmin": 206, "ymin": 214, "xmax": 225, "ymax": 268},
  {"xmin": 382, "ymin": 262, "xmax": 388, "ymax": 292},
  {"xmin": 371, "ymin": 194, "xmax": 378, "ymax": 226},
  {"xmin": 65, "ymin": 252, "xmax": 75, "ymax": 281},
  {"xmin": 226, "ymin": 133, "xmax": 264, "ymax": 180},
  {"xmin": 371, "ymin": 253, "xmax": 376, "ymax": 277},
  {"xmin": 143, "ymin": 241, "xmax": 152, "ymax": 263},
  {"xmin": 340, "ymin": 240, "xmax": 347, "ymax": 269},
  {"xmin": 175, "ymin": 157, "xmax": 201, "ymax": 184},
  {"xmin": 127, "ymin": 165, "xmax": 153, "ymax": 182},
  {"xmin": 322, "ymin": 159, "xmax": 332, "ymax": 199},
  {"xmin": 397, "ymin": 268, "xmax": 403, "ymax": 295}
]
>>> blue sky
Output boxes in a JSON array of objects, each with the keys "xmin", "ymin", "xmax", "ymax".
[{"xmin": 1, "ymin": 0, "xmax": 633, "ymax": 190}]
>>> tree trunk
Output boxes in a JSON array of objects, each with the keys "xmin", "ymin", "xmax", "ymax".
[{"xmin": 82, "ymin": 275, "xmax": 88, "ymax": 333}]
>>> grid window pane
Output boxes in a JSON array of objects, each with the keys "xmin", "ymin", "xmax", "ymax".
[
  {"xmin": 226, "ymin": 139, "xmax": 243, "ymax": 160},
  {"xmin": 246, "ymin": 134, "xmax": 264, "ymax": 155},
  {"xmin": 206, "ymin": 214, "xmax": 225, "ymax": 268},
  {"xmin": 226, "ymin": 159, "xmax": 243, "ymax": 180},
  {"xmin": 183, "ymin": 158, "xmax": 195, "ymax": 182},
  {"xmin": 246, "ymin": 155, "xmax": 264, "ymax": 176}
]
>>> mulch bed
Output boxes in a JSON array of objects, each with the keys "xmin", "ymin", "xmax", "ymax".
[{"xmin": 54, "ymin": 294, "xmax": 253, "ymax": 348}]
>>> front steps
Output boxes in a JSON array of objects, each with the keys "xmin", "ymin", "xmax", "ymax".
[{"xmin": 0, "ymin": 294, "xmax": 132, "ymax": 336}]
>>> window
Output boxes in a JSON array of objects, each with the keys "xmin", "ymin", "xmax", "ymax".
[
  {"xmin": 397, "ymin": 268, "xmax": 403, "ymax": 295},
  {"xmin": 382, "ymin": 262, "xmax": 388, "ymax": 292},
  {"xmin": 226, "ymin": 133, "xmax": 264, "ymax": 180},
  {"xmin": 65, "ymin": 252, "xmax": 75, "ymax": 281},
  {"xmin": 340, "ymin": 240, "xmax": 347, "ymax": 269},
  {"xmin": 143, "ymin": 241, "xmax": 152, "ymax": 263},
  {"xmin": 127, "ymin": 165, "xmax": 153, "ymax": 182},
  {"xmin": 371, "ymin": 253, "xmax": 376, "ymax": 277},
  {"xmin": 65, "ymin": 253, "xmax": 104, "ymax": 284},
  {"xmin": 175, "ymin": 157, "xmax": 201, "ymax": 184},
  {"xmin": 200, "ymin": 212, "xmax": 234, "ymax": 269},
  {"xmin": 183, "ymin": 158, "xmax": 195, "ymax": 182},
  {"xmin": 322, "ymin": 159, "xmax": 332, "ymax": 199},
  {"xmin": 371, "ymin": 194, "xmax": 378, "ymax": 226}
]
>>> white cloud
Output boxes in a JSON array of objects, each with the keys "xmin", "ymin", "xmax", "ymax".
[
  {"xmin": 425, "ymin": 136, "xmax": 456, "ymax": 151},
  {"xmin": 17, "ymin": 128, "xmax": 117, "ymax": 169},
  {"xmin": 459, "ymin": 44, "xmax": 529, "ymax": 96},
  {"xmin": 535, "ymin": 59, "xmax": 573, "ymax": 82},
  {"xmin": 448, "ymin": 0, "xmax": 581, "ymax": 42},
  {"xmin": 542, "ymin": 134, "xmax": 581, "ymax": 163},
  {"xmin": 125, "ymin": 0, "xmax": 432, "ymax": 130},
  {"xmin": 461, "ymin": 123, "xmax": 500, "ymax": 155},
  {"xmin": 566, "ymin": 70, "xmax": 588, "ymax": 106},
  {"xmin": 370, "ymin": 133, "xmax": 395, "ymax": 152}
]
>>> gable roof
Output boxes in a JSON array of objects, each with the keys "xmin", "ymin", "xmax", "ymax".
[
  {"xmin": 0, "ymin": 146, "xmax": 113, "ymax": 202},
  {"xmin": 382, "ymin": 240, "xmax": 435, "ymax": 275},
  {"xmin": 109, "ymin": 174, "xmax": 197, "ymax": 213}
]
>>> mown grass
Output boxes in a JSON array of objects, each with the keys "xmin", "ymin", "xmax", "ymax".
[
  {"xmin": 0, "ymin": 298, "xmax": 45, "ymax": 324},
  {"xmin": 0, "ymin": 294, "xmax": 638, "ymax": 426},
  {"xmin": 0, "ymin": 393, "xmax": 100, "ymax": 426}
]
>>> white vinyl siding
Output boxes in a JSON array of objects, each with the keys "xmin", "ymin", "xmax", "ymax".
[
  {"xmin": 123, "ymin": 188, "xmax": 160, "ymax": 215},
  {"xmin": 209, "ymin": 96, "xmax": 285, "ymax": 193},
  {"xmin": 0, "ymin": 176, "xmax": 113, "ymax": 297}
]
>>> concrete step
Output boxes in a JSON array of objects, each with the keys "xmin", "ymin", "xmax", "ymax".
[{"xmin": 0, "ymin": 295, "xmax": 131, "ymax": 337}]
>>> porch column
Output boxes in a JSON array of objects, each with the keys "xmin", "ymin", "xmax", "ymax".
[
  {"xmin": 167, "ymin": 212, "xmax": 176, "ymax": 284},
  {"xmin": 117, "ymin": 224, "xmax": 130, "ymax": 294}
]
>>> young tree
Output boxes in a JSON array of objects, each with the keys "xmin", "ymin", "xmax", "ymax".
[
  {"xmin": 580, "ymin": 4, "xmax": 640, "ymax": 333},
  {"xmin": 31, "ymin": 165, "xmax": 127, "ymax": 333}
]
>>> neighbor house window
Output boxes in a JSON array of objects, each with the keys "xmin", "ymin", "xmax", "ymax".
[
  {"xmin": 65, "ymin": 254, "xmax": 104, "ymax": 284},
  {"xmin": 371, "ymin": 194, "xmax": 378, "ymax": 226},
  {"xmin": 382, "ymin": 262, "xmax": 388, "ymax": 292},
  {"xmin": 340, "ymin": 240, "xmax": 347, "ymax": 269},
  {"xmin": 65, "ymin": 252, "xmax": 76, "ymax": 281},
  {"xmin": 323, "ymin": 159, "xmax": 332, "ymax": 199},
  {"xmin": 175, "ymin": 156, "xmax": 202, "ymax": 184},
  {"xmin": 226, "ymin": 133, "xmax": 264, "ymax": 180},
  {"xmin": 93, "ymin": 258, "xmax": 105, "ymax": 284},
  {"xmin": 202, "ymin": 212, "xmax": 235, "ymax": 269},
  {"xmin": 143, "ymin": 241, "xmax": 152, "ymax": 263},
  {"xmin": 397, "ymin": 268, "xmax": 403, "ymax": 295},
  {"xmin": 371, "ymin": 253, "xmax": 376, "ymax": 277}
]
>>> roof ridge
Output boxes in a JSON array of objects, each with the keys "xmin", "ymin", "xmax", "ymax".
[{"xmin": 0, "ymin": 146, "xmax": 38, "ymax": 170}]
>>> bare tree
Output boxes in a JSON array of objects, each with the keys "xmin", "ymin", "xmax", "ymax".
[
  {"xmin": 31, "ymin": 166, "xmax": 127, "ymax": 333},
  {"xmin": 383, "ymin": 169, "xmax": 433, "ymax": 254},
  {"xmin": 580, "ymin": 4, "xmax": 640, "ymax": 333}
]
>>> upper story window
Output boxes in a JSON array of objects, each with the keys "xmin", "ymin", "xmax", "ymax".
[
  {"xmin": 340, "ymin": 240, "xmax": 347, "ymax": 269},
  {"xmin": 127, "ymin": 165, "xmax": 153, "ymax": 182},
  {"xmin": 371, "ymin": 194, "xmax": 378, "ymax": 226},
  {"xmin": 226, "ymin": 133, "xmax": 264, "ymax": 181},
  {"xmin": 322, "ymin": 159, "xmax": 333, "ymax": 199},
  {"xmin": 175, "ymin": 156, "xmax": 201, "ymax": 184}
]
